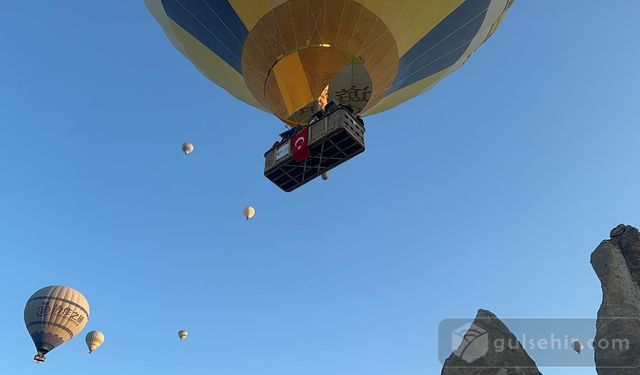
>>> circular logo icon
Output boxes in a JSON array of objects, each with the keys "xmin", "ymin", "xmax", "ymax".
[{"xmin": 36, "ymin": 303, "xmax": 50, "ymax": 317}]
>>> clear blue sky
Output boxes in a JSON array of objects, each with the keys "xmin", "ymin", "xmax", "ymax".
[{"xmin": 1, "ymin": 1, "xmax": 639, "ymax": 374}]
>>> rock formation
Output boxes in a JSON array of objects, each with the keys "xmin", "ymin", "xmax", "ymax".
[
  {"xmin": 591, "ymin": 224, "xmax": 640, "ymax": 373},
  {"xmin": 441, "ymin": 309, "xmax": 542, "ymax": 375}
]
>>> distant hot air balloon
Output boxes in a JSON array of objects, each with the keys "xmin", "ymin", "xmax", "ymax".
[
  {"xmin": 182, "ymin": 142, "xmax": 194, "ymax": 155},
  {"xmin": 24, "ymin": 286, "xmax": 90, "ymax": 363},
  {"xmin": 572, "ymin": 340, "xmax": 584, "ymax": 354},
  {"xmin": 243, "ymin": 206, "xmax": 255, "ymax": 220},
  {"xmin": 85, "ymin": 330, "xmax": 105, "ymax": 354},
  {"xmin": 146, "ymin": 0, "xmax": 513, "ymax": 124},
  {"xmin": 178, "ymin": 330, "xmax": 188, "ymax": 341}
]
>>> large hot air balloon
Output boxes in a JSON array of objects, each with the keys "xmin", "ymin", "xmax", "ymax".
[
  {"xmin": 146, "ymin": 0, "xmax": 513, "ymax": 190},
  {"xmin": 146, "ymin": 0, "xmax": 513, "ymax": 122},
  {"xmin": 24, "ymin": 286, "xmax": 90, "ymax": 363},
  {"xmin": 85, "ymin": 330, "xmax": 105, "ymax": 353}
]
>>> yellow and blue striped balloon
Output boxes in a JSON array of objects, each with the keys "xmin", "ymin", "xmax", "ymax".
[{"xmin": 146, "ymin": 0, "xmax": 513, "ymax": 124}]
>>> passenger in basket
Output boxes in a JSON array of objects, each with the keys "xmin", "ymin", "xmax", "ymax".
[
  {"xmin": 310, "ymin": 109, "xmax": 324, "ymax": 123},
  {"xmin": 279, "ymin": 127, "xmax": 296, "ymax": 141}
]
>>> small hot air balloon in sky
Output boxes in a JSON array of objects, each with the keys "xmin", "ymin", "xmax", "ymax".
[
  {"xmin": 85, "ymin": 330, "xmax": 105, "ymax": 354},
  {"xmin": 243, "ymin": 206, "xmax": 255, "ymax": 220},
  {"xmin": 182, "ymin": 142, "xmax": 194, "ymax": 155},
  {"xmin": 572, "ymin": 340, "xmax": 584, "ymax": 354},
  {"xmin": 24, "ymin": 285, "xmax": 90, "ymax": 363},
  {"xmin": 178, "ymin": 330, "xmax": 188, "ymax": 341}
]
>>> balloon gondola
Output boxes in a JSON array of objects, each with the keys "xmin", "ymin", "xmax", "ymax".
[
  {"xmin": 264, "ymin": 105, "xmax": 363, "ymax": 191},
  {"xmin": 146, "ymin": 0, "xmax": 514, "ymax": 191}
]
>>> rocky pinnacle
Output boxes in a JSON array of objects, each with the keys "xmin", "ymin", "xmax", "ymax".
[
  {"xmin": 591, "ymin": 224, "xmax": 640, "ymax": 373},
  {"xmin": 441, "ymin": 309, "xmax": 542, "ymax": 375}
]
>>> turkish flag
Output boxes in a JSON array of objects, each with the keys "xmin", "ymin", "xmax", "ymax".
[{"xmin": 290, "ymin": 127, "xmax": 311, "ymax": 162}]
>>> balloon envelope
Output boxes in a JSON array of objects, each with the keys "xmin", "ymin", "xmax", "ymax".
[
  {"xmin": 572, "ymin": 341, "xmax": 584, "ymax": 354},
  {"xmin": 146, "ymin": 0, "xmax": 513, "ymax": 124},
  {"xmin": 85, "ymin": 330, "xmax": 105, "ymax": 353},
  {"xmin": 24, "ymin": 285, "xmax": 90, "ymax": 362},
  {"xmin": 182, "ymin": 142, "xmax": 194, "ymax": 155},
  {"xmin": 243, "ymin": 206, "xmax": 255, "ymax": 220},
  {"xmin": 178, "ymin": 330, "xmax": 188, "ymax": 341}
]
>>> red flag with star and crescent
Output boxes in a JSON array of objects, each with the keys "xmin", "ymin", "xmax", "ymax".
[{"xmin": 290, "ymin": 127, "xmax": 311, "ymax": 162}]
